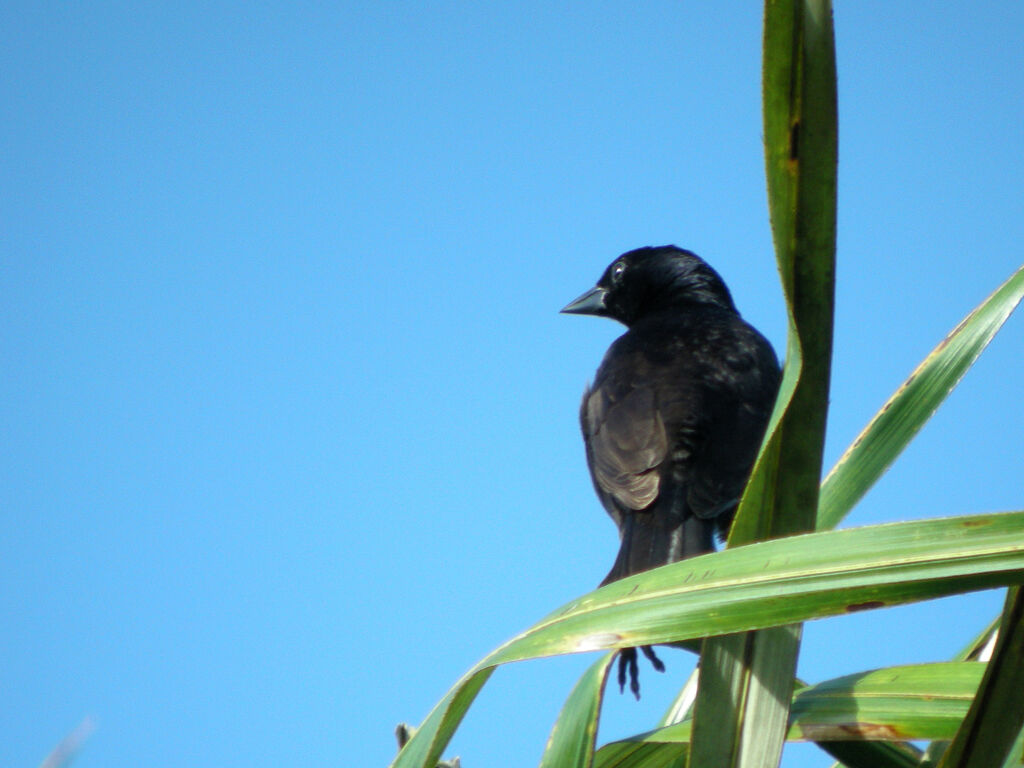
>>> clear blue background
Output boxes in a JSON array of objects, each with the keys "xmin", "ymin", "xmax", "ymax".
[{"xmin": 3, "ymin": 4, "xmax": 1022, "ymax": 767}]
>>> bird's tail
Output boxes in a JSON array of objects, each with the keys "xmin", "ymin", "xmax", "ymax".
[{"xmin": 600, "ymin": 511, "xmax": 715, "ymax": 586}]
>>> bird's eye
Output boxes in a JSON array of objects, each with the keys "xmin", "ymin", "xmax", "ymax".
[{"xmin": 611, "ymin": 261, "xmax": 627, "ymax": 283}]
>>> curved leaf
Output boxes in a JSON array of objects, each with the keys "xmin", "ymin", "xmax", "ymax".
[
  {"xmin": 938, "ymin": 587, "xmax": 1024, "ymax": 768},
  {"xmin": 819, "ymin": 264, "xmax": 1024, "ymax": 530},
  {"xmin": 538, "ymin": 653, "xmax": 616, "ymax": 768},
  {"xmin": 391, "ymin": 512, "xmax": 1024, "ymax": 768},
  {"xmin": 390, "ymin": 668, "xmax": 493, "ymax": 768},
  {"xmin": 593, "ymin": 741, "xmax": 689, "ymax": 768},
  {"xmin": 485, "ymin": 512, "xmax": 1024, "ymax": 667},
  {"xmin": 606, "ymin": 662, "xmax": 984, "ymax": 746}
]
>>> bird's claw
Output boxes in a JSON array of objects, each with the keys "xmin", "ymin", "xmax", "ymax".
[
  {"xmin": 641, "ymin": 644, "xmax": 665, "ymax": 672},
  {"xmin": 617, "ymin": 645, "xmax": 664, "ymax": 699}
]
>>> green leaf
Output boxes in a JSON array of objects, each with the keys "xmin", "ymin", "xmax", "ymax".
[
  {"xmin": 487, "ymin": 511, "xmax": 1024, "ymax": 670},
  {"xmin": 938, "ymin": 587, "xmax": 1024, "ymax": 768},
  {"xmin": 819, "ymin": 264, "xmax": 1024, "ymax": 531},
  {"xmin": 390, "ymin": 668, "xmax": 493, "ymax": 768},
  {"xmin": 592, "ymin": 742, "xmax": 688, "ymax": 768},
  {"xmin": 608, "ymin": 662, "xmax": 984, "ymax": 746},
  {"xmin": 757, "ymin": 0, "xmax": 837, "ymax": 545},
  {"xmin": 694, "ymin": 0, "xmax": 839, "ymax": 762},
  {"xmin": 815, "ymin": 741, "xmax": 922, "ymax": 768},
  {"xmin": 909, "ymin": 605, "xmax": 1006, "ymax": 767},
  {"xmin": 955, "ymin": 615, "xmax": 1002, "ymax": 663},
  {"xmin": 692, "ymin": 627, "xmax": 803, "ymax": 768},
  {"xmin": 598, "ymin": 663, "xmax": 985, "ymax": 767},
  {"xmin": 657, "ymin": 665, "xmax": 699, "ymax": 728},
  {"xmin": 390, "ymin": 512, "xmax": 1024, "ymax": 768},
  {"xmin": 597, "ymin": 732, "xmax": 925, "ymax": 768},
  {"xmin": 659, "ymin": 670, "xmax": 918, "ymax": 768},
  {"xmin": 791, "ymin": 663, "xmax": 983, "ymax": 742},
  {"xmin": 538, "ymin": 653, "xmax": 615, "ymax": 768},
  {"xmin": 999, "ymin": 724, "xmax": 1024, "ymax": 768}
]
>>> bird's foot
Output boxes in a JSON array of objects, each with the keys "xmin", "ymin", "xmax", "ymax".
[{"xmin": 617, "ymin": 645, "xmax": 665, "ymax": 699}]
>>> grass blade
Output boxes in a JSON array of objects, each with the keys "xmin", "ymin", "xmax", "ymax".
[
  {"xmin": 538, "ymin": 653, "xmax": 616, "ymax": 768},
  {"xmin": 937, "ymin": 587, "xmax": 1024, "ymax": 768},
  {"xmin": 819, "ymin": 265, "xmax": 1024, "ymax": 530},
  {"xmin": 607, "ymin": 662, "xmax": 985, "ymax": 745},
  {"xmin": 998, "ymin": 724, "xmax": 1024, "ymax": 768},
  {"xmin": 390, "ymin": 668, "xmax": 493, "ymax": 768},
  {"xmin": 792, "ymin": 663, "xmax": 982, "ymax": 742},
  {"xmin": 593, "ymin": 742, "xmax": 688, "ymax": 768},
  {"xmin": 815, "ymin": 741, "xmax": 922, "ymax": 768},
  {"xmin": 693, "ymin": 0, "xmax": 840, "ymax": 762},
  {"xmin": 486, "ymin": 512, "xmax": 1024, "ymax": 667},
  {"xmin": 391, "ymin": 512, "xmax": 1024, "ymax": 768}
]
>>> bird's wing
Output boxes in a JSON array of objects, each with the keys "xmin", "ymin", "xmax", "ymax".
[
  {"xmin": 581, "ymin": 381, "xmax": 668, "ymax": 513},
  {"xmin": 685, "ymin": 332, "xmax": 781, "ymax": 522}
]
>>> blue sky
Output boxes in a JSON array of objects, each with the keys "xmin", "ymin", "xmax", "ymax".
[{"xmin": 2, "ymin": 4, "xmax": 1022, "ymax": 767}]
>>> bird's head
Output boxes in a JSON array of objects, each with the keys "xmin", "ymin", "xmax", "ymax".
[{"xmin": 561, "ymin": 245, "xmax": 737, "ymax": 326}]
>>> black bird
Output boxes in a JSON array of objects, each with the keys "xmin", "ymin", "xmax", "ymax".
[{"xmin": 562, "ymin": 246, "xmax": 781, "ymax": 697}]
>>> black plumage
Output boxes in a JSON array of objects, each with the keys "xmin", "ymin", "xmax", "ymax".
[{"xmin": 562, "ymin": 245, "xmax": 781, "ymax": 697}]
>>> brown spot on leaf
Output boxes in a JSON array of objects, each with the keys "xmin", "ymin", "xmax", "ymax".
[
  {"xmin": 799, "ymin": 722, "xmax": 906, "ymax": 741},
  {"xmin": 846, "ymin": 600, "xmax": 885, "ymax": 612}
]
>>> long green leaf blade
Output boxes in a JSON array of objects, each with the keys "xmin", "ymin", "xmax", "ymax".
[
  {"xmin": 815, "ymin": 741, "xmax": 922, "ymax": 768},
  {"xmin": 390, "ymin": 668, "xmax": 493, "ymax": 768},
  {"xmin": 592, "ymin": 742, "xmax": 688, "ymax": 768},
  {"xmin": 391, "ymin": 512, "xmax": 1024, "ymax": 768},
  {"xmin": 938, "ymin": 587, "xmax": 1024, "ymax": 768},
  {"xmin": 487, "ymin": 512, "xmax": 1024, "ymax": 667},
  {"xmin": 693, "ymin": 627, "xmax": 803, "ymax": 768},
  {"xmin": 791, "ymin": 663, "xmax": 982, "ymax": 742},
  {"xmin": 999, "ymin": 724, "xmax": 1024, "ymax": 768},
  {"xmin": 538, "ymin": 653, "xmax": 616, "ymax": 768},
  {"xmin": 694, "ymin": 0, "xmax": 839, "ymax": 761},
  {"xmin": 608, "ymin": 662, "xmax": 984, "ymax": 746},
  {"xmin": 819, "ymin": 264, "xmax": 1024, "ymax": 530},
  {"xmin": 906, "ymin": 600, "xmax": 1006, "ymax": 767}
]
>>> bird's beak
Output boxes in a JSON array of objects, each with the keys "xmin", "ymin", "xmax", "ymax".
[{"xmin": 561, "ymin": 286, "xmax": 608, "ymax": 316}]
